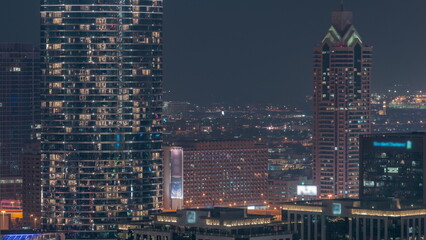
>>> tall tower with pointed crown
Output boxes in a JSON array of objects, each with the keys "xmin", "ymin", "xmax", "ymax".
[{"xmin": 312, "ymin": 5, "xmax": 372, "ymax": 199}]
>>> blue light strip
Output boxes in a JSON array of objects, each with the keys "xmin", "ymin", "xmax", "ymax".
[
  {"xmin": 2, "ymin": 234, "xmax": 39, "ymax": 240},
  {"xmin": 373, "ymin": 141, "xmax": 412, "ymax": 149}
]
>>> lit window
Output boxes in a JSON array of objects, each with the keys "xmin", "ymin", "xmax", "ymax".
[{"xmin": 53, "ymin": 18, "xmax": 62, "ymax": 24}]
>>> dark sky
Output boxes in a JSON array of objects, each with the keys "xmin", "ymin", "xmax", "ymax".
[{"xmin": 2, "ymin": 1, "xmax": 426, "ymax": 107}]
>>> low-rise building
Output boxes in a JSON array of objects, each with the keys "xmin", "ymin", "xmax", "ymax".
[
  {"xmin": 282, "ymin": 198, "xmax": 426, "ymax": 240},
  {"xmin": 132, "ymin": 207, "xmax": 292, "ymax": 240},
  {"xmin": 268, "ymin": 170, "xmax": 315, "ymax": 206}
]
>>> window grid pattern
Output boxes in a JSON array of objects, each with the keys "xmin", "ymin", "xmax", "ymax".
[{"xmin": 40, "ymin": 1, "xmax": 163, "ymax": 238}]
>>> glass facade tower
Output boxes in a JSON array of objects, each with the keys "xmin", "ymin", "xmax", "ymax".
[
  {"xmin": 0, "ymin": 43, "xmax": 40, "ymax": 201},
  {"xmin": 40, "ymin": 1, "xmax": 163, "ymax": 238},
  {"xmin": 360, "ymin": 133, "xmax": 426, "ymax": 204}
]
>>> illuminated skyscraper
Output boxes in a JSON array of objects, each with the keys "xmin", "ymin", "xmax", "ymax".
[
  {"xmin": 312, "ymin": 5, "xmax": 372, "ymax": 199},
  {"xmin": 40, "ymin": 1, "xmax": 163, "ymax": 238}
]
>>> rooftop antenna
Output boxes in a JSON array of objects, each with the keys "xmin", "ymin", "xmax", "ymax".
[{"xmin": 340, "ymin": 0, "xmax": 345, "ymax": 11}]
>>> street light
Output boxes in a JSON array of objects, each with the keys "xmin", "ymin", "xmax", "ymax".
[
  {"xmin": 34, "ymin": 218, "xmax": 38, "ymax": 229},
  {"xmin": 29, "ymin": 214, "xmax": 34, "ymax": 228}
]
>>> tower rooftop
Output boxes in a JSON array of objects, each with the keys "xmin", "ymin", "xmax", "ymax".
[
  {"xmin": 321, "ymin": 3, "xmax": 363, "ymax": 47},
  {"xmin": 331, "ymin": 5, "xmax": 353, "ymax": 36}
]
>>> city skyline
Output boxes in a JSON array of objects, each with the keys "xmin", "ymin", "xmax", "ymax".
[
  {"xmin": 3, "ymin": 1, "xmax": 426, "ymax": 239},
  {"xmin": 1, "ymin": 1, "xmax": 426, "ymax": 106}
]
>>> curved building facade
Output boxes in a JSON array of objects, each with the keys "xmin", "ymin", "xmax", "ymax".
[{"xmin": 40, "ymin": 0, "xmax": 163, "ymax": 238}]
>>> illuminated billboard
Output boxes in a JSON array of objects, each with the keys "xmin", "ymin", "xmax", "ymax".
[
  {"xmin": 297, "ymin": 185, "xmax": 318, "ymax": 196},
  {"xmin": 332, "ymin": 203, "xmax": 342, "ymax": 215},
  {"xmin": 186, "ymin": 211, "xmax": 196, "ymax": 224},
  {"xmin": 170, "ymin": 148, "xmax": 183, "ymax": 199},
  {"xmin": 373, "ymin": 140, "xmax": 412, "ymax": 150}
]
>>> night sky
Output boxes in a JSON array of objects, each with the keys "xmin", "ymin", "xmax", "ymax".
[{"xmin": 2, "ymin": 1, "xmax": 426, "ymax": 107}]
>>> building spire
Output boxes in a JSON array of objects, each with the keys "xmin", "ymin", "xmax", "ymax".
[{"xmin": 332, "ymin": 0, "xmax": 353, "ymax": 36}]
